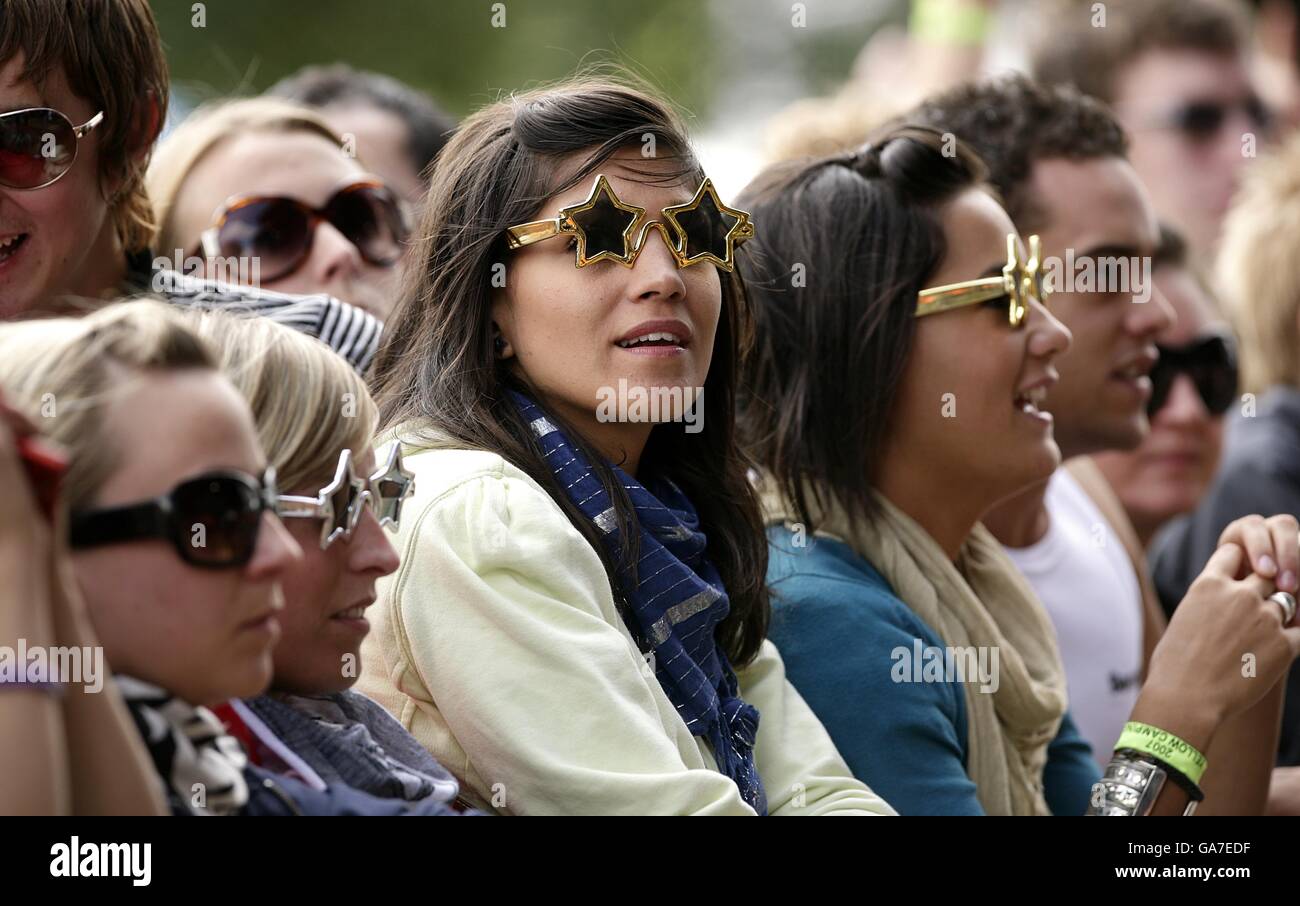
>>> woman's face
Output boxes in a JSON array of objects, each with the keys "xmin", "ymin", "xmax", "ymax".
[
  {"xmin": 1092, "ymin": 266, "xmax": 1226, "ymax": 536},
  {"xmin": 493, "ymin": 148, "xmax": 722, "ymax": 469},
  {"xmin": 169, "ymin": 130, "xmax": 401, "ymax": 320},
  {"xmin": 273, "ymin": 446, "xmax": 401, "ymax": 695},
  {"xmin": 885, "ymin": 189, "xmax": 1073, "ymax": 508},
  {"xmin": 71, "ymin": 369, "xmax": 301, "ymax": 707}
]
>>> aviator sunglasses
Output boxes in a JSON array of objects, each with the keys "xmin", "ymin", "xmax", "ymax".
[{"xmin": 0, "ymin": 107, "xmax": 104, "ymax": 190}]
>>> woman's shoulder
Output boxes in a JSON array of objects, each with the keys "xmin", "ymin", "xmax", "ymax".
[
  {"xmin": 388, "ymin": 425, "xmax": 569, "ymax": 527},
  {"xmin": 380, "ymin": 423, "xmax": 614, "ymax": 610},
  {"xmin": 764, "ymin": 525, "xmax": 935, "ymax": 640}
]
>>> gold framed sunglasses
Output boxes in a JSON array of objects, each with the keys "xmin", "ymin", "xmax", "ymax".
[
  {"xmin": 505, "ymin": 173, "xmax": 755, "ymax": 272},
  {"xmin": 915, "ymin": 234, "xmax": 1048, "ymax": 328}
]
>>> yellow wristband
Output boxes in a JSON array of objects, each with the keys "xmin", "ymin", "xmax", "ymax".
[{"xmin": 1114, "ymin": 721, "xmax": 1208, "ymax": 785}]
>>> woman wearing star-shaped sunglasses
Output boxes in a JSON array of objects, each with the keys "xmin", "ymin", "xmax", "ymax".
[
  {"xmin": 362, "ymin": 77, "xmax": 894, "ymax": 816},
  {"xmin": 740, "ymin": 126, "xmax": 1300, "ymax": 817},
  {"xmin": 181, "ymin": 310, "xmax": 472, "ymax": 814},
  {"xmin": 0, "ymin": 300, "xmax": 468, "ymax": 815}
]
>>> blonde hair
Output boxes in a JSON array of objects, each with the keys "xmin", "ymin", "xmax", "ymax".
[
  {"xmin": 180, "ymin": 310, "xmax": 377, "ymax": 492},
  {"xmin": 1216, "ymin": 131, "xmax": 1300, "ymax": 395},
  {"xmin": 147, "ymin": 96, "xmax": 346, "ymax": 256},
  {"xmin": 0, "ymin": 300, "xmax": 216, "ymax": 511},
  {"xmin": 763, "ymin": 87, "xmax": 896, "ymax": 164}
]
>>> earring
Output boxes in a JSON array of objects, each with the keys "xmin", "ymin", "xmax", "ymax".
[{"xmin": 493, "ymin": 333, "xmax": 507, "ymax": 357}]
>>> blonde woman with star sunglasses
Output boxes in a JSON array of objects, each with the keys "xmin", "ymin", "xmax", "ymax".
[
  {"xmin": 179, "ymin": 310, "xmax": 469, "ymax": 813},
  {"xmin": 361, "ymin": 74, "xmax": 894, "ymax": 815}
]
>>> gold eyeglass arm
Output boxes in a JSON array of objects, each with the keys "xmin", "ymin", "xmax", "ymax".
[
  {"xmin": 505, "ymin": 218, "xmax": 566, "ymax": 250},
  {"xmin": 915, "ymin": 278, "xmax": 1009, "ymax": 318}
]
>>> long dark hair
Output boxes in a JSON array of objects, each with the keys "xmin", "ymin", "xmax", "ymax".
[
  {"xmin": 371, "ymin": 74, "xmax": 768, "ymax": 665},
  {"xmin": 736, "ymin": 126, "xmax": 987, "ymax": 533}
]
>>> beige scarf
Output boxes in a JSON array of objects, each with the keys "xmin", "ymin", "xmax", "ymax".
[{"xmin": 763, "ymin": 485, "xmax": 1068, "ymax": 815}]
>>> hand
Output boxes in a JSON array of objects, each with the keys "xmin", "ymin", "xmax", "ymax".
[
  {"xmin": 0, "ymin": 389, "xmax": 49, "ymax": 552},
  {"xmin": 1217, "ymin": 514, "xmax": 1300, "ymax": 593},
  {"xmin": 1266, "ymin": 766, "xmax": 1300, "ymax": 815},
  {"xmin": 0, "ymin": 389, "xmax": 56, "ymax": 647},
  {"xmin": 1147, "ymin": 543, "xmax": 1300, "ymax": 730}
]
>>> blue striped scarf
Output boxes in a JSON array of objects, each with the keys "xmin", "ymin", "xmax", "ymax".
[{"xmin": 512, "ymin": 390, "xmax": 766, "ymax": 813}]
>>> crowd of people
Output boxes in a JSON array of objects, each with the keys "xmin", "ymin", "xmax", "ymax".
[{"xmin": 6, "ymin": 0, "xmax": 1300, "ymax": 816}]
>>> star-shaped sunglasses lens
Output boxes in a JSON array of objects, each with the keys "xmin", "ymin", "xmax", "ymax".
[
  {"xmin": 275, "ymin": 444, "xmax": 416, "ymax": 549},
  {"xmin": 506, "ymin": 174, "xmax": 755, "ymax": 271},
  {"xmin": 366, "ymin": 441, "xmax": 416, "ymax": 530}
]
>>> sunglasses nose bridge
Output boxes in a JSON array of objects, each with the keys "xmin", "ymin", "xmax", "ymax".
[
  {"xmin": 627, "ymin": 219, "xmax": 683, "ymax": 267},
  {"xmin": 1158, "ymin": 371, "xmax": 1213, "ymax": 419}
]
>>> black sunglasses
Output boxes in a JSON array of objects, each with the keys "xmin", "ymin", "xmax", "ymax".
[
  {"xmin": 1149, "ymin": 335, "xmax": 1238, "ymax": 417},
  {"xmin": 69, "ymin": 467, "xmax": 279, "ymax": 569},
  {"xmin": 0, "ymin": 107, "xmax": 105, "ymax": 190},
  {"xmin": 194, "ymin": 180, "xmax": 408, "ymax": 283},
  {"xmin": 1166, "ymin": 96, "xmax": 1271, "ymax": 142}
]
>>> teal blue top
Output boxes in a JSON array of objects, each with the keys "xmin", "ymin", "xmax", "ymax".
[{"xmin": 766, "ymin": 526, "xmax": 1102, "ymax": 815}]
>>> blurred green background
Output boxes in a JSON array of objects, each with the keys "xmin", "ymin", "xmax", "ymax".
[
  {"xmin": 150, "ymin": 0, "xmax": 903, "ymax": 194},
  {"xmin": 151, "ymin": 0, "xmax": 899, "ymax": 122}
]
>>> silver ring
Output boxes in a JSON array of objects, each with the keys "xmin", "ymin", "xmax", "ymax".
[{"xmin": 1269, "ymin": 591, "xmax": 1297, "ymax": 626}]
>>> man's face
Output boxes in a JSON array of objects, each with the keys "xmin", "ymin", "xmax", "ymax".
[
  {"xmin": 1028, "ymin": 155, "xmax": 1173, "ymax": 458},
  {"xmin": 0, "ymin": 52, "xmax": 115, "ymax": 318},
  {"xmin": 1113, "ymin": 49, "xmax": 1265, "ymax": 257}
]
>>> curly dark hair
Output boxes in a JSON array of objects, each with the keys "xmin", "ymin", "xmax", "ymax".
[{"xmin": 897, "ymin": 73, "xmax": 1128, "ymax": 233}]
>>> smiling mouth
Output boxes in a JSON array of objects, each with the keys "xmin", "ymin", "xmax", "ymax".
[
  {"xmin": 333, "ymin": 603, "xmax": 370, "ymax": 620},
  {"xmin": 616, "ymin": 331, "xmax": 686, "ymax": 350},
  {"xmin": 1111, "ymin": 357, "xmax": 1155, "ymax": 383},
  {"xmin": 1014, "ymin": 385, "xmax": 1049, "ymax": 416},
  {"xmin": 0, "ymin": 233, "xmax": 29, "ymax": 263}
]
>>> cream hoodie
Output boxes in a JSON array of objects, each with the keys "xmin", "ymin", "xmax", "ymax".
[{"xmin": 356, "ymin": 438, "xmax": 894, "ymax": 816}]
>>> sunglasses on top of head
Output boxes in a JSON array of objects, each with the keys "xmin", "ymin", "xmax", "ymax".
[
  {"xmin": 193, "ymin": 179, "xmax": 409, "ymax": 283},
  {"xmin": 0, "ymin": 107, "xmax": 104, "ymax": 190}
]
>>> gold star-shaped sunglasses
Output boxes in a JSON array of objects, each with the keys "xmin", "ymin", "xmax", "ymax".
[
  {"xmin": 505, "ymin": 174, "xmax": 755, "ymax": 272},
  {"xmin": 915, "ymin": 234, "xmax": 1048, "ymax": 328}
]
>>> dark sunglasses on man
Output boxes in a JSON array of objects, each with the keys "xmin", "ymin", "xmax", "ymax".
[
  {"xmin": 192, "ymin": 179, "xmax": 409, "ymax": 283},
  {"xmin": 68, "ymin": 467, "xmax": 279, "ymax": 569},
  {"xmin": 1148, "ymin": 334, "xmax": 1238, "ymax": 418},
  {"xmin": 1160, "ymin": 95, "xmax": 1271, "ymax": 144},
  {"xmin": 0, "ymin": 107, "xmax": 104, "ymax": 189}
]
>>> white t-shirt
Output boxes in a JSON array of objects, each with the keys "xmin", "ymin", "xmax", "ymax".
[{"xmin": 1001, "ymin": 470, "xmax": 1144, "ymax": 762}]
